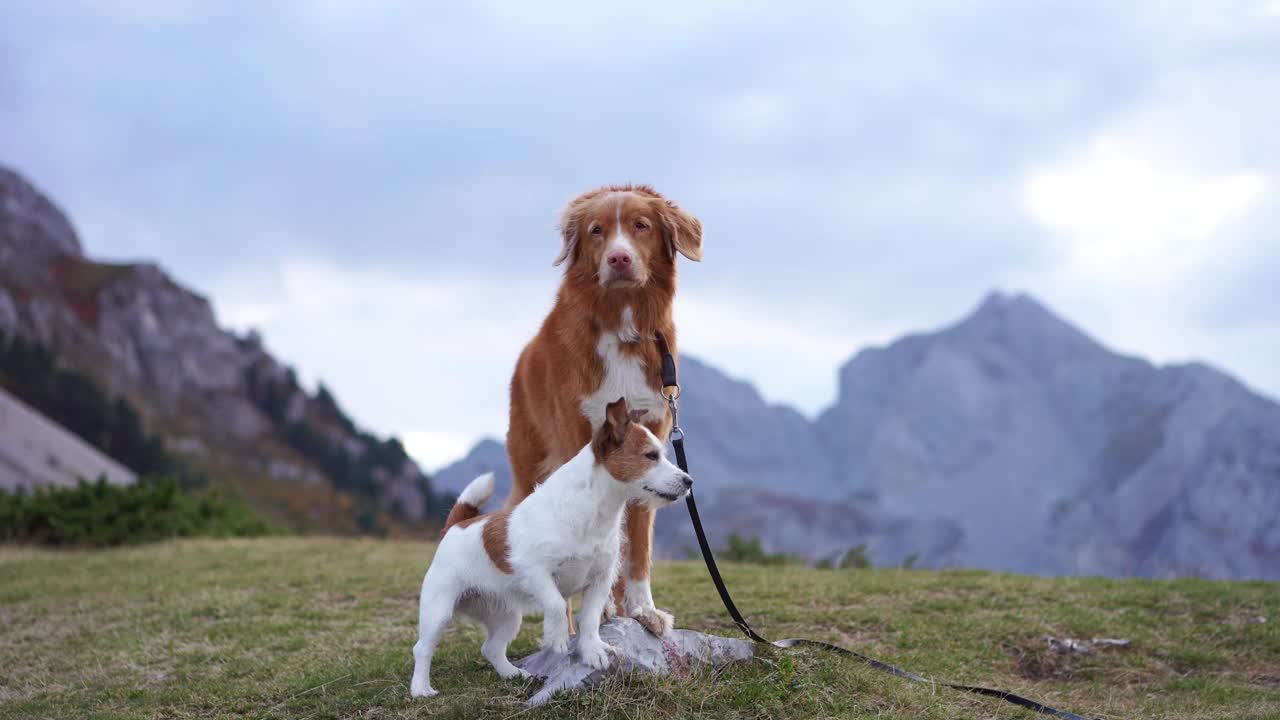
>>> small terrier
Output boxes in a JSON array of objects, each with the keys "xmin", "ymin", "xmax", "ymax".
[{"xmin": 410, "ymin": 397, "xmax": 693, "ymax": 698}]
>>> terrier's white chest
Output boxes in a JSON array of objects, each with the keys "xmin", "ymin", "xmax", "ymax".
[{"xmin": 551, "ymin": 553, "xmax": 599, "ymax": 596}]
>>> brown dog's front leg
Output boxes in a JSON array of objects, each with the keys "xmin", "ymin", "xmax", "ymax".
[
  {"xmin": 618, "ymin": 502, "xmax": 674, "ymax": 636},
  {"xmin": 625, "ymin": 502, "xmax": 654, "ymax": 584}
]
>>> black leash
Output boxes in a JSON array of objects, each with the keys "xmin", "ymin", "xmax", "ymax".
[{"xmin": 654, "ymin": 333, "xmax": 1093, "ymax": 720}]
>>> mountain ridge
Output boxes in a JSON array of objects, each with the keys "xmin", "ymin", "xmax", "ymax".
[{"xmin": 438, "ymin": 291, "xmax": 1280, "ymax": 579}]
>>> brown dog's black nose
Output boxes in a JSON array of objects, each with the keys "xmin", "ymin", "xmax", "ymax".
[{"xmin": 681, "ymin": 474, "xmax": 693, "ymax": 489}]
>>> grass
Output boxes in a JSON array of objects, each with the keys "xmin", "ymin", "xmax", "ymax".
[{"xmin": 0, "ymin": 538, "xmax": 1276, "ymax": 719}]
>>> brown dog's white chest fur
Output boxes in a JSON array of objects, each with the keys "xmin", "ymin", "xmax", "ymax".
[{"xmin": 579, "ymin": 308, "xmax": 666, "ymax": 430}]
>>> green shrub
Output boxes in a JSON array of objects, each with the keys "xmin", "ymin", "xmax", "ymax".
[
  {"xmin": 0, "ymin": 477, "xmax": 278, "ymax": 547},
  {"xmin": 720, "ymin": 533, "xmax": 801, "ymax": 566},
  {"xmin": 838, "ymin": 544, "xmax": 871, "ymax": 569}
]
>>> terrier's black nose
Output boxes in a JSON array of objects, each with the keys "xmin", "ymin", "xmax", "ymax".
[{"xmin": 681, "ymin": 474, "xmax": 694, "ymax": 489}]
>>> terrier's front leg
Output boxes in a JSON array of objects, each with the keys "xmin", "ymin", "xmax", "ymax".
[
  {"xmin": 576, "ymin": 558, "xmax": 620, "ymax": 670},
  {"xmin": 525, "ymin": 572, "xmax": 570, "ymax": 654}
]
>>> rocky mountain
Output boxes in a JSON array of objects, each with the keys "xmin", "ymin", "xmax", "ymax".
[
  {"xmin": 441, "ymin": 293, "xmax": 1280, "ymax": 580},
  {"xmin": 0, "ymin": 165, "xmax": 447, "ymax": 533},
  {"xmin": 814, "ymin": 293, "xmax": 1280, "ymax": 578},
  {"xmin": 433, "ymin": 438, "xmax": 511, "ymax": 503}
]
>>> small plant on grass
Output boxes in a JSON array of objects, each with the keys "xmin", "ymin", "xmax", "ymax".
[
  {"xmin": 816, "ymin": 544, "xmax": 873, "ymax": 569},
  {"xmin": 720, "ymin": 533, "xmax": 802, "ymax": 566}
]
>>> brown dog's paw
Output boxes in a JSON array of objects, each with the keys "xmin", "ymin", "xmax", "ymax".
[
  {"xmin": 631, "ymin": 606, "xmax": 674, "ymax": 637},
  {"xmin": 602, "ymin": 599, "xmax": 619, "ymax": 623}
]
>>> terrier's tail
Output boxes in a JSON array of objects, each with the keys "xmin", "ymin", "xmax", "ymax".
[{"xmin": 442, "ymin": 473, "xmax": 495, "ymax": 534}]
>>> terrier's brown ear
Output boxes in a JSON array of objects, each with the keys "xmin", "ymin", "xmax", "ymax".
[
  {"xmin": 605, "ymin": 397, "xmax": 631, "ymax": 444},
  {"xmin": 627, "ymin": 408, "xmax": 647, "ymax": 424},
  {"xmin": 593, "ymin": 397, "xmax": 632, "ymax": 459}
]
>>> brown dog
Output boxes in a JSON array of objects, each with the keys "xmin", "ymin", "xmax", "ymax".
[{"xmin": 504, "ymin": 184, "xmax": 702, "ymax": 636}]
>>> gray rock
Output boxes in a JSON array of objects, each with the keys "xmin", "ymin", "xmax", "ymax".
[
  {"xmin": 0, "ymin": 287, "xmax": 17, "ymax": 336},
  {"xmin": 0, "ymin": 387, "xmax": 137, "ymax": 490},
  {"xmin": 96, "ymin": 263, "xmax": 248, "ymax": 398},
  {"xmin": 0, "ymin": 166, "xmax": 81, "ymax": 282},
  {"xmin": 516, "ymin": 617, "xmax": 754, "ymax": 707}
]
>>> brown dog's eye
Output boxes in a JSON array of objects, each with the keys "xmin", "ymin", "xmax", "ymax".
[
  {"xmin": 589, "ymin": 224, "xmax": 604, "ymax": 236},
  {"xmin": 634, "ymin": 220, "xmax": 649, "ymax": 231},
  {"xmin": 645, "ymin": 451, "xmax": 659, "ymax": 461}
]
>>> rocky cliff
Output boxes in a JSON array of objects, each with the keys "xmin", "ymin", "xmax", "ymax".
[{"xmin": 0, "ymin": 165, "xmax": 446, "ymax": 533}]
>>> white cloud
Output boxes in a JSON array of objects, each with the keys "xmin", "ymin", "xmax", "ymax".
[
  {"xmin": 401, "ymin": 430, "xmax": 481, "ymax": 473},
  {"xmin": 1026, "ymin": 138, "xmax": 1265, "ymax": 284},
  {"xmin": 678, "ymin": 293, "xmax": 892, "ymax": 414},
  {"xmin": 210, "ymin": 256, "xmax": 557, "ymax": 471},
  {"xmin": 1015, "ymin": 63, "xmax": 1278, "ymax": 397}
]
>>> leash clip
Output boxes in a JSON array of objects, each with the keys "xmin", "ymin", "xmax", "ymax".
[{"xmin": 665, "ymin": 388, "xmax": 684, "ymax": 443}]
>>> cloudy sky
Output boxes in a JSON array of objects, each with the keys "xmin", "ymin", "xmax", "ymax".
[{"xmin": 3, "ymin": 1, "xmax": 1278, "ymax": 469}]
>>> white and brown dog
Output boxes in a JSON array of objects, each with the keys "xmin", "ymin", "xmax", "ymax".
[
  {"xmin": 506, "ymin": 184, "xmax": 702, "ymax": 636},
  {"xmin": 410, "ymin": 398, "xmax": 693, "ymax": 698}
]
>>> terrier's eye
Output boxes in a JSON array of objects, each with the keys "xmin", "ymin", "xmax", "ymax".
[
  {"xmin": 589, "ymin": 224, "xmax": 604, "ymax": 236},
  {"xmin": 645, "ymin": 451, "xmax": 659, "ymax": 461},
  {"xmin": 634, "ymin": 220, "xmax": 649, "ymax": 231}
]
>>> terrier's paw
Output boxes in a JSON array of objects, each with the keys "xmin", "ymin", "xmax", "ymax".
[
  {"xmin": 631, "ymin": 606, "xmax": 675, "ymax": 637},
  {"xmin": 496, "ymin": 666, "xmax": 533, "ymax": 681},
  {"xmin": 409, "ymin": 679, "xmax": 438, "ymax": 698},
  {"xmin": 542, "ymin": 633, "xmax": 571, "ymax": 655},
  {"xmin": 577, "ymin": 639, "xmax": 618, "ymax": 671}
]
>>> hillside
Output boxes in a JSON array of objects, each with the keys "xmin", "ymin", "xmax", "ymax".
[
  {"xmin": 439, "ymin": 294, "xmax": 1280, "ymax": 580},
  {"xmin": 0, "ymin": 387, "xmax": 137, "ymax": 490},
  {"xmin": 0, "ymin": 537, "xmax": 1274, "ymax": 719},
  {"xmin": 0, "ymin": 165, "xmax": 448, "ymax": 534}
]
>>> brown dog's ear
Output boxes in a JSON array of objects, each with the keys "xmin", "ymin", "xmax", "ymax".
[
  {"xmin": 554, "ymin": 196, "xmax": 587, "ymax": 267},
  {"xmin": 658, "ymin": 198, "xmax": 703, "ymax": 262}
]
